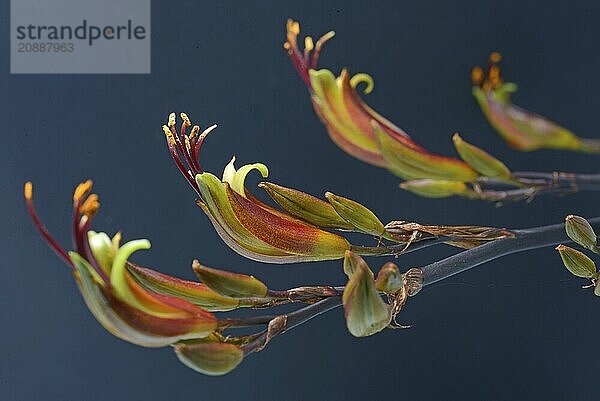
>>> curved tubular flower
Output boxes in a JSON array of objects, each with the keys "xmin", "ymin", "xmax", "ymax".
[
  {"xmin": 161, "ymin": 113, "xmax": 352, "ymax": 263},
  {"xmin": 162, "ymin": 113, "xmax": 520, "ymax": 259},
  {"xmin": 23, "ymin": 181, "xmax": 219, "ymax": 347},
  {"xmin": 283, "ymin": 19, "xmax": 478, "ymax": 182},
  {"xmin": 472, "ymin": 53, "xmax": 600, "ymax": 153}
]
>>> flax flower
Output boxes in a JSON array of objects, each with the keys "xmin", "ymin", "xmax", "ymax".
[
  {"xmin": 161, "ymin": 112, "xmax": 355, "ymax": 263},
  {"xmin": 283, "ymin": 19, "xmax": 479, "ymax": 182},
  {"xmin": 471, "ymin": 52, "xmax": 600, "ymax": 153},
  {"xmin": 24, "ymin": 180, "xmax": 222, "ymax": 347}
]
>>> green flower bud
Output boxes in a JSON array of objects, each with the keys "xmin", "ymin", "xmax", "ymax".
[
  {"xmin": 192, "ymin": 260, "xmax": 268, "ymax": 298},
  {"xmin": 556, "ymin": 245, "xmax": 597, "ymax": 278},
  {"xmin": 452, "ymin": 133, "xmax": 512, "ymax": 179},
  {"xmin": 175, "ymin": 340, "xmax": 244, "ymax": 376},
  {"xmin": 343, "ymin": 250, "xmax": 373, "ymax": 279},
  {"xmin": 342, "ymin": 252, "xmax": 391, "ymax": 337},
  {"xmin": 400, "ymin": 179, "xmax": 473, "ymax": 198},
  {"xmin": 565, "ymin": 215, "xmax": 598, "ymax": 253},
  {"xmin": 259, "ymin": 181, "xmax": 353, "ymax": 229},
  {"xmin": 375, "ymin": 262, "xmax": 404, "ymax": 293},
  {"xmin": 325, "ymin": 192, "xmax": 385, "ymax": 236}
]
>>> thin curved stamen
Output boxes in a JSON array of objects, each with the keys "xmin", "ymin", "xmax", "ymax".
[{"xmin": 24, "ymin": 182, "xmax": 73, "ymax": 268}]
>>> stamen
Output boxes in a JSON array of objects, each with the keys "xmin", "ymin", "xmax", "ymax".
[
  {"xmin": 180, "ymin": 112, "xmax": 191, "ymax": 127},
  {"xmin": 303, "ymin": 36, "xmax": 314, "ymax": 62},
  {"xmin": 180, "ymin": 112, "xmax": 191, "ymax": 144},
  {"xmin": 162, "ymin": 123, "xmax": 200, "ymax": 194},
  {"xmin": 285, "ymin": 19, "xmax": 310, "ymax": 86},
  {"xmin": 79, "ymin": 194, "xmax": 100, "ymax": 217},
  {"xmin": 168, "ymin": 112, "xmax": 176, "ymax": 128},
  {"xmin": 24, "ymin": 182, "xmax": 33, "ymax": 200},
  {"xmin": 312, "ymin": 31, "xmax": 335, "ymax": 69},
  {"xmin": 73, "ymin": 179, "xmax": 93, "ymax": 203},
  {"xmin": 471, "ymin": 66, "xmax": 484, "ymax": 86},
  {"xmin": 304, "ymin": 36, "xmax": 314, "ymax": 52},
  {"xmin": 193, "ymin": 124, "xmax": 218, "ymax": 170},
  {"xmin": 289, "ymin": 19, "xmax": 300, "ymax": 35},
  {"xmin": 162, "ymin": 125, "xmax": 175, "ymax": 145},
  {"xmin": 188, "ymin": 125, "xmax": 200, "ymax": 143},
  {"xmin": 24, "ymin": 182, "xmax": 74, "ymax": 268}
]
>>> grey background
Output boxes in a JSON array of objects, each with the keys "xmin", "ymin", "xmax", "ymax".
[{"xmin": 2, "ymin": 1, "xmax": 600, "ymax": 400}]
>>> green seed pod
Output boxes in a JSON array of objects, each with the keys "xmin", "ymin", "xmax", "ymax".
[
  {"xmin": 565, "ymin": 215, "xmax": 598, "ymax": 253},
  {"xmin": 343, "ymin": 250, "xmax": 372, "ymax": 279},
  {"xmin": 375, "ymin": 262, "xmax": 404, "ymax": 293},
  {"xmin": 325, "ymin": 192, "xmax": 385, "ymax": 236},
  {"xmin": 452, "ymin": 133, "xmax": 512, "ymax": 179},
  {"xmin": 192, "ymin": 260, "xmax": 268, "ymax": 298},
  {"xmin": 556, "ymin": 245, "xmax": 597, "ymax": 278}
]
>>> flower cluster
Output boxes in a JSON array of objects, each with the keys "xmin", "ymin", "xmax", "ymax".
[
  {"xmin": 24, "ymin": 180, "xmax": 433, "ymax": 375},
  {"xmin": 24, "ymin": 180, "xmax": 346, "ymax": 375},
  {"xmin": 284, "ymin": 20, "xmax": 600, "ymax": 202},
  {"xmin": 162, "ymin": 112, "xmax": 514, "ymax": 262},
  {"xmin": 282, "ymin": 20, "xmax": 525, "ymax": 200}
]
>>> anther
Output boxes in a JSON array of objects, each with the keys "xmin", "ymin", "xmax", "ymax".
[
  {"xmin": 471, "ymin": 66, "xmax": 484, "ymax": 85},
  {"xmin": 79, "ymin": 194, "xmax": 100, "ymax": 217},
  {"xmin": 162, "ymin": 125, "xmax": 175, "ymax": 145},
  {"xmin": 180, "ymin": 112, "xmax": 191, "ymax": 127},
  {"xmin": 168, "ymin": 112, "xmax": 176, "ymax": 128},
  {"xmin": 304, "ymin": 36, "xmax": 314, "ymax": 52},
  {"xmin": 189, "ymin": 125, "xmax": 200, "ymax": 142},
  {"xmin": 489, "ymin": 52, "xmax": 502, "ymax": 64},
  {"xmin": 73, "ymin": 180, "xmax": 93, "ymax": 203},
  {"xmin": 24, "ymin": 181, "xmax": 33, "ymax": 200}
]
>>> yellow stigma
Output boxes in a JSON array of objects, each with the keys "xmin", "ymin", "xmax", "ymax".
[
  {"xmin": 489, "ymin": 52, "xmax": 502, "ymax": 64},
  {"xmin": 180, "ymin": 112, "xmax": 191, "ymax": 127},
  {"xmin": 304, "ymin": 36, "xmax": 314, "ymax": 52},
  {"xmin": 73, "ymin": 180, "xmax": 93, "ymax": 203},
  {"xmin": 168, "ymin": 113, "xmax": 176, "ymax": 128},
  {"xmin": 24, "ymin": 181, "xmax": 33, "ymax": 200},
  {"xmin": 79, "ymin": 193, "xmax": 100, "ymax": 217}
]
